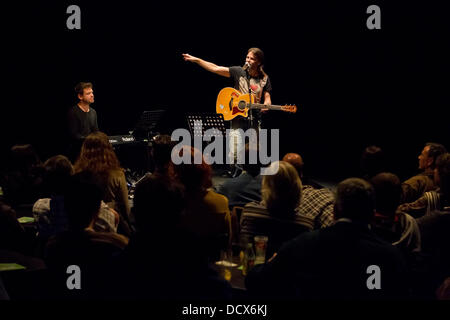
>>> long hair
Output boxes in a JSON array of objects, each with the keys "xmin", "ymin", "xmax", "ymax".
[
  {"xmin": 74, "ymin": 131, "xmax": 122, "ymax": 174},
  {"xmin": 248, "ymin": 47, "xmax": 268, "ymax": 78},
  {"xmin": 261, "ymin": 161, "xmax": 302, "ymax": 217}
]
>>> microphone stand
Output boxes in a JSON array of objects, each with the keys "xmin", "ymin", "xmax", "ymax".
[{"xmin": 246, "ymin": 66, "xmax": 254, "ymax": 129}]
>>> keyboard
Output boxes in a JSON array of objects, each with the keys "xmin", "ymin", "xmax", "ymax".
[{"xmin": 108, "ymin": 135, "xmax": 136, "ymax": 146}]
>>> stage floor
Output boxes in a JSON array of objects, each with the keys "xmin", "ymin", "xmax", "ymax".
[{"xmin": 211, "ymin": 167, "xmax": 337, "ymax": 193}]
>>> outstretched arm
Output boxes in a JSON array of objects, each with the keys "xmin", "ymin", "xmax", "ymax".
[{"xmin": 182, "ymin": 53, "xmax": 230, "ymax": 77}]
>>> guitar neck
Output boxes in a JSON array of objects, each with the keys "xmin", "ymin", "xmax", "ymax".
[{"xmin": 248, "ymin": 103, "xmax": 284, "ymax": 111}]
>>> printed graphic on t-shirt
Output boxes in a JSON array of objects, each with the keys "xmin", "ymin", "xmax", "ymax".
[{"xmin": 237, "ymin": 77, "xmax": 264, "ymax": 103}]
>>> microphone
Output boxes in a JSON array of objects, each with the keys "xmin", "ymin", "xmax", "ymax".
[{"xmin": 243, "ymin": 62, "xmax": 251, "ymax": 71}]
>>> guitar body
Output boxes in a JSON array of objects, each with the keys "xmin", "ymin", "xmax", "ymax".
[
  {"xmin": 216, "ymin": 87, "xmax": 255, "ymax": 121},
  {"xmin": 216, "ymin": 87, "xmax": 297, "ymax": 121}
]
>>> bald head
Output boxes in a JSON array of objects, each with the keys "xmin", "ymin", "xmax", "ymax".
[{"xmin": 282, "ymin": 153, "xmax": 304, "ymax": 178}]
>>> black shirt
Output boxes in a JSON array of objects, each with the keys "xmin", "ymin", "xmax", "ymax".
[
  {"xmin": 67, "ymin": 105, "xmax": 99, "ymax": 141},
  {"xmin": 228, "ymin": 66, "xmax": 272, "ymax": 130}
]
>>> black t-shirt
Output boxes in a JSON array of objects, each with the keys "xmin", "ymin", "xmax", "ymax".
[
  {"xmin": 228, "ymin": 66, "xmax": 272, "ymax": 130},
  {"xmin": 67, "ymin": 105, "xmax": 99, "ymax": 141}
]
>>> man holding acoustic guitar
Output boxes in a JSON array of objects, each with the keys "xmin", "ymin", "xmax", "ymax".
[
  {"xmin": 182, "ymin": 48, "xmax": 272, "ymax": 130},
  {"xmin": 182, "ymin": 48, "xmax": 296, "ymax": 176}
]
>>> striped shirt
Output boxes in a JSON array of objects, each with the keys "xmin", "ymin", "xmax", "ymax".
[{"xmin": 240, "ymin": 202, "xmax": 313, "ymax": 256}]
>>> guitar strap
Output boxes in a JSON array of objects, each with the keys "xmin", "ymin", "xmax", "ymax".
[
  {"xmin": 252, "ymin": 75, "xmax": 268, "ymax": 104},
  {"xmin": 260, "ymin": 75, "xmax": 268, "ymax": 90}
]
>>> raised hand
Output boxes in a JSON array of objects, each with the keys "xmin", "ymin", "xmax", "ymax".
[{"xmin": 182, "ymin": 53, "xmax": 197, "ymax": 62}]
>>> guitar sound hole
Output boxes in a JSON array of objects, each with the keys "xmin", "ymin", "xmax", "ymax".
[{"xmin": 238, "ymin": 101, "xmax": 246, "ymax": 110}]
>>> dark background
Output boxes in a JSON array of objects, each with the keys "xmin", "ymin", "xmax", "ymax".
[{"xmin": 3, "ymin": 1, "xmax": 449, "ymax": 182}]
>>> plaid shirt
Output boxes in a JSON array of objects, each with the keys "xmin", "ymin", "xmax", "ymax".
[
  {"xmin": 296, "ymin": 185, "xmax": 335, "ymax": 229},
  {"xmin": 33, "ymin": 197, "xmax": 68, "ymax": 238},
  {"xmin": 33, "ymin": 197, "xmax": 117, "ymax": 237}
]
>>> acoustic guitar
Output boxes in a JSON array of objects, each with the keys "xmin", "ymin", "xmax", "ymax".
[{"xmin": 216, "ymin": 87, "xmax": 297, "ymax": 121}]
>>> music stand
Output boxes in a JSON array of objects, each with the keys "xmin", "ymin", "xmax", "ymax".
[
  {"xmin": 186, "ymin": 113, "xmax": 227, "ymax": 170},
  {"xmin": 133, "ymin": 109, "xmax": 165, "ymax": 140},
  {"xmin": 186, "ymin": 113, "xmax": 227, "ymax": 139}
]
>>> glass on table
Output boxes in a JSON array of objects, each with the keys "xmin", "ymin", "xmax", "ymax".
[
  {"xmin": 216, "ymin": 249, "xmax": 237, "ymax": 281},
  {"xmin": 254, "ymin": 235, "xmax": 268, "ymax": 265}
]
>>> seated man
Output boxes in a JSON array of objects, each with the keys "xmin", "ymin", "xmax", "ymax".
[
  {"xmin": 216, "ymin": 144, "xmax": 263, "ymax": 209},
  {"xmin": 399, "ymin": 153, "xmax": 450, "ymax": 218},
  {"xmin": 44, "ymin": 171, "xmax": 128, "ymax": 299},
  {"xmin": 246, "ymin": 178, "xmax": 409, "ymax": 300},
  {"xmin": 283, "ymin": 153, "xmax": 335, "ymax": 229},
  {"xmin": 413, "ymin": 154, "xmax": 450, "ymax": 298},
  {"xmin": 370, "ymin": 172, "xmax": 421, "ymax": 261},
  {"xmin": 401, "ymin": 142, "xmax": 446, "ymax": 203},
  {"xmin": 66, "ymin": 82, "xmax": 99, "ymax": 161}
]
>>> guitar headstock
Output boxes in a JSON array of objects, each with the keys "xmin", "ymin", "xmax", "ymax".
[{"xmin": 281, "ymin": 105, "xmax": 297, "ymax": 113}]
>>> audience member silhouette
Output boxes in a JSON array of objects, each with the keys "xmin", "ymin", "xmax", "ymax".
[
  {"xmin": 369, "ymin": 172, "xmax": 421, "ymax": 262},
  {"xmin": 44, "ymin": 171, "xmax": 128, "ymax": 299},
  {"xmin": 74, "ymin": 131, "xmax": 134, "ymax": 237},
  {"xmin": 246, "ymin": 177, "xmax": 409, "ymax": 299},
  {"xmin": 282, "ymin": 152, "xmax": 323, "ymax": 188},
  {"xmin": 283, "ymin": 153, "xmax": 335, "ymax": 229},
  {"xmin": 240, "ymin": 161, "xmax": 313, "ymax": 258},
  {"xmin": 33, "ymin": 155, "xmax": 119, "ymax": 255},
  {"xmin": 0, "ymin": 200, "xmax": 29, "ymax": 254},
  {"xmin": 401, "ymin": 142, "xmax": 446, "ymax": 203},
  {"xmin": 32, "ymin": 155, "xmax": 72, "ymax": 235},
  {"xmin": 173, "ymin": 146, "xmax": 232, "ymax": 259},
  {"xmin": 0, "ymin": 144, "xmax": 44, "ymax": 209},
  {"xmin": 3, "ymin": 135, "xmax": 449, "ymax": 300},
  {"xmin": 436, "ymin": 277, "xmax": 450, "ymax": 300},
  {"xmin": 360, "ymin": 145, "xmax": 386, "ymax": 181},
  {"xmin": 399, "ymin": 153, "xmax": 450, "ymax": 218},
  {"xmin": 412, "ymin": 153, "xmax": 450, "ymax": 298},
  {"xmin": 149, "ymin": 134, "xmax": 176, "ymax": 177},
  {"xmin": 111, "ymin": 174, "xmax": 232, "ymax": 300},
  {"xmin": 216, "ymin": 143, "xmax": 263, "ymax": 209}
]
